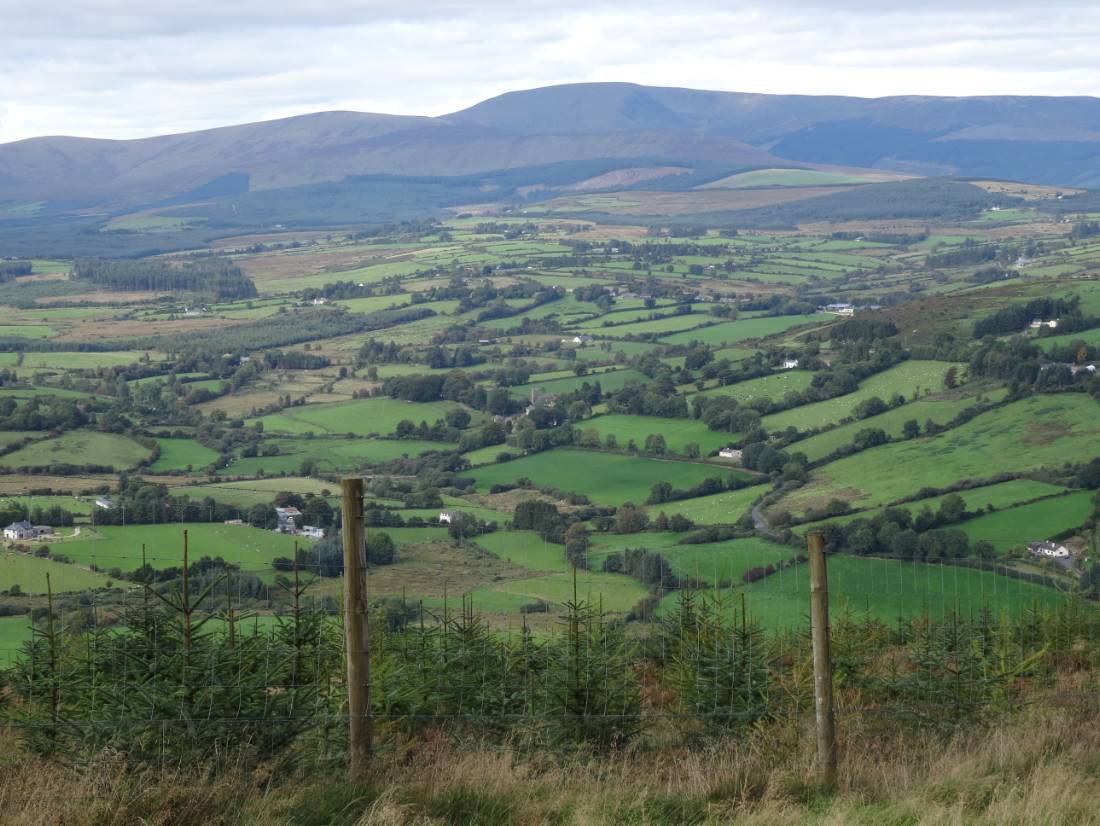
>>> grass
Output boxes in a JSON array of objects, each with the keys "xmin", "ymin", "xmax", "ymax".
[
  {"xmin": 580, "ymin": 414, "xmax": 735, "ymax": 454},
  {"xmin": 646, "ymin": 485, "xmax": 765, "ymax": 524},
  {"xmin": 799, "ymin": 478, "xmax": 1069, "ymax": 531},
  {"xmin": 695, "ymin": 371, "xmax": 816, "ymax": 405},
  {"xmin": 761, "ymin": 360, "xmax": 965, "ymax": 433},
  {"xmin": 472, "ymin": 530, "xmax": 570, "ymax": 572},
  {"xmin": 788, "ymin": 385, "xmax": 1006, "ymax": 461},
  {"xmin": 251, "ymin": 398, "xmax": 479, "ymax": 437},
  {"xmin": 661, "ymin": 314, "xmax": 832, "ymax": 346},
  {"xmin": 956, "ymin": 490, "xmax": 1096, "ymax": 553},
  {"xmin": 777, "ymin": 394, "xmax": 1100, "ymax": 516},
  {"xmin": 701, "ymin": 168, "xmax": 901, "ymax": 188},
  {"xmin": 470, "ymin": 570, "xmax": 648, "ymax": 614},
  {"xmin": 222, "ymin": 437, "xmax": 453, "ymax": 475},
  {"xmin": 661, "ymin": 553, "xmax": 1065, "ymax": 631},
  {"xmin": 149, "ymin": 438, "xmax": 222, "ymax": 473},
  {"xmin": 17, "ymin": 352, "xmax": 163, "ymax": 370},
  {"xmin": 0, "ymin": 432, "xmax": 151, "ymax": 471},
  {"xmin": 5, "ymin": 700, "xmax": 1100, "ymax": 824},
  {"xmin": 466, "ymin": 449, "xmax": 750, "ymax": 506},
  {"xmin": 507, "ymin": 369, "xmax": 647, "ymax": 400},
  {"xmin": 174, "ymin": 477, "xmax": 336, "ymax": 508},
  {"xmin": 57, "ymin": 523, "xmax": 307, "ymax": 573},
  {"xmin": 0, "ymin": 550, "xmax": 109, "ymax": 595},
  {"xmin": 659, "ymin": 536, "xmax": 798, "ymax": 586}
]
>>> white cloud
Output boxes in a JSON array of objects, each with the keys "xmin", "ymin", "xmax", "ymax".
[{"xmin": 2, "ymin": 0, "xmax": 1100, "ymax": 142}]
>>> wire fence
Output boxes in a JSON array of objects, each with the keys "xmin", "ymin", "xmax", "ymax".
[{"xmin": 0, "ymin": 501, "xmax": 1097, "ymax": 771}]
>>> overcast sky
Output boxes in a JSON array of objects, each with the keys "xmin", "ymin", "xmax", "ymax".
[{"xmin": 3, "ymin": 0, "xmax": 1100, "ymax": 144}]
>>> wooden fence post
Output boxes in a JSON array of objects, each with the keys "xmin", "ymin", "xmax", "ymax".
[
  {"xmin": 341, "ymin": 476, "xmax": 372, "ymax": 777},
  {"xmin": 807, "ymin": 530, "xmax": 837, "ymax": 787}
]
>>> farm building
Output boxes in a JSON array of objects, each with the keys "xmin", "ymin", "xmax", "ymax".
[
  {"xmin": 781, "ymin": 358, "xmax": 799, "ymax": 369},
  {"xmin": 1029, "ymin": 319, "xmax": 1059, "ymax": 329},
  {"xmin": 3, "ymin": 521, "xmax": 52, "ymax": 541},
  {"xmin": 438, "ymin": 511, "xmax": 456, "ymax": 524},
  {"xmin": 94, "ymin": 497, "xmax": 114, "ymax": 509},
  {"xmin": 300, "ymin": 526, "xmax": 325, "ymax": 539},
  {"xmin": 719, "ymin": 448, "xmax": 743, "ymax": 461},
  {"xmin": 1028, "ymin": 541, "xmax": 1070, "ymax": 559},
  {"xmin": 275, "ymin": 506, "xmax": 302, "ymax": 533}
]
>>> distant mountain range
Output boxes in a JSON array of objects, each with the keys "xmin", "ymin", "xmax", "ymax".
[{"xmin": 5, "ymin": 83, "xmax": 1100, "ymax": 212}]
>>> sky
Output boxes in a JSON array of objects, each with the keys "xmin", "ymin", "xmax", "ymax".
[{"xmin": 2, "ymin": 0, "xmax": 1100, "ymax": 143}]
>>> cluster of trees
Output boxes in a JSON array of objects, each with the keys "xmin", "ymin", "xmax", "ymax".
[
  {"xmin": 153, "ymin": 306, "xmax": 435, "ymax": 357},
  {"xmin": 74, "ymin": 258, "xmax": 257, "ymax": 300},
  {"xmin": 647, "ymin": 475, "xmax": 750, "ymax": 506},
  {"xmin": 926, "ymin": 239, "xmax": 998, "ymax": 268},
  {"xmin": 602, "ymin": 548, "xmax": 678, "ymax": 590},
  {"xmin": 829, "ymin": 318, "xmax": 898, "ymax": 341},
  {"xmin": 809, "ymin": 495, "xmax": 995, "ymax": 560},
  {"xmin": 0, "ymin": 260, "xmax": 32, "ymax": 281},
  {"xmin": 273, "ymin": 530, "xmax": 396, "ymax": 576},
  {"xmin": 973, "ymin": 297, "xmax": 1080, "ymax": 338},
  {"xmin": 0, "ymin": 396, "xmax": 91, "ymax": 432},
  {"xmin": 262, "ymin": 350, "xmax": 329, "ymax": 370}
]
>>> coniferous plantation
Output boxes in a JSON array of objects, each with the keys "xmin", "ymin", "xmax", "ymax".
[{"xmin": 9, "ymin": 14, "xmax": 1100, "ymax": 821}]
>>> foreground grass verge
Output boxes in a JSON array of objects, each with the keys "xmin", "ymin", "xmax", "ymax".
[{"xmin": 3, "ymin": 689, "xmax": 1100, "ymax": 825}]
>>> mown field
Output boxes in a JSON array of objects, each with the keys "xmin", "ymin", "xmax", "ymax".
[
  {"xmin": 251, "ymin": 397, "xmax": 479, "ymax": 437},
  {"xmin": 465, "ymin": 449, "xmax": 749, "ymax": 505},
  {"xmin": 579, "ymin": 414, "xmax": 734, "ymax": 454},
  {"xmin": 55, "ymin": 523, "xmax": 306, "ymax": 573},
  {"xmin": 0, "ymin": 549, "xmax": 110, "ymax": 594},
  {"xmin": 0, "ymin": 432, "xmax": 151, "ymax": 470},
  {"xmin": 221, "ymin": 436, "xmax": 452, "ymax": 475},
  {"xmin": 645, "ymin": 484, "xmax": 765, "ymax": 524},
  {"xmin": 776, "ymin": 394, "xmax": 1100, "ymax": 516},
  {"xmin": 788, "ymin": 385, "xmax": 1006, "ymax": 462},
  {"xmin": 662, "ymin": 554, "xmax": 1067, "ymax": 630},
  {"xmin": 149, "ymin": 438, "xmax": 222, "ymax": 472},
  {"xmin": 695, "ymin": 370, "xmax": 816, "ymax": 404},
  {"xmin": 956, "ymin": 490, "xmax": 1095, "ymax": 553},
  {"xmin": 761, "ymin": 360, "xmax": 963, "ymax": 433},
  {"xmin": 660, "ymin": 313, "xmax": 833, "ymax": 345}
]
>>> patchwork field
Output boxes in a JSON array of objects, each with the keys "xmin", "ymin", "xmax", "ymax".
[
  {"xmin": 580, "ymin": 414, "xmax": 734, "ymax": 454},
  {"xmin": 149, "ymin": 438, "xmax": 222, "ymax": 472},
  {"xmin": 251, "ymin": 397, "xmax": 479, "ymax": 437},
  {"xmin": 221, "ymin": 437, "xmax": 452, "ymax": 475},
  {"xmin": 775, "ymin": 394, "xmax": 1100, "ymax": 516},
  {"xmin": 0, "ymin": 432, "xmax": 152, "ymax": 470},
  {"xmin": 661, "ymin": 314, "xmax": 833, "ymax": 345},
  {"xmin": 0, "ymin": 549, "xmax": 110, "ymax": 594},
  {"xmin": 761, "ymin": 360, "xmax": 965, "ymax": 433},
  {"xmin": 956, "ymin": 490, "xmax": 1095, "ymax": 553},
  {"xmin": 465, "ymin": 448, "xmax": 750, "ymax": 506}
]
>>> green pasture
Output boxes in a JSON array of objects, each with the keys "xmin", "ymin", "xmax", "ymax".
[
  {"xmin": 0, "ymin": 325, "xmax": 55, "ymax": 339},
  {"xmin": 701, "ymin": 168, "xmax": 885, "ymax": 189},
  {"xmin": 470, "ymin": 571, "xmax": 647, "ymax": 615},
  {"xmin": 777, "ymin": 394, "xmax": 1100, "ymax": 516},
  {"xmin": 580, "ymin": 414, "xmax": 734, "ymax": 454},
  {"xmin": 222, "ymin": 437, "xmax": 452, "ymax": 476},
  {"xmin": 0, "ymin": 550, "xmax": 109, "ymax": 594},
  {"xmin": 696, "ymin": 371, "xmax": 816, "ymax": 405},
  {"xmin": 788, "ymin": 385, "xmax": 1005, "ymax": 461},
  {"xmin": 251, "ymin": 398, "xmax": 479, "ymax": 437},
  {"xmin": 663, "ymin": 554, "xmax": 1066, "ymax": 631},
  {"xmin": 956, "ymin": 490, "xmax": 1095, "ymax": 553},
  {"xmin": 0, "ymin": 615, "xmax": 33, "ymax": 664},
  {"xmin": 661, "ymin": 314, "xmax": 832, "ymax": 346},
  {"xmin": 797, "ymin": 478, "xmax": 1068, "ymax": 531},
  {"xmin": 18, "ymin": 351, "xmax": 162, "ymax": 370},
  {"xmin": 761, "ymin": 361, "xmax": 963, "ymax": 433},
  {"xmin": 646, "ymin": 485, "xmax": 764, "ymax": 525},
  {"xmin": 0, "ymin": 432, "xmax": 151, "ymax": 470},
  {"xmin": 472, "ymin": 530, "xmax": 568, "ymax": 572},
  {"xmin": 58, "ymin": 523, "xmax": 307, "ymax": 573},
  {"xmin": 508, "ymin": 369, "xmax": 647, "ymax": 400},
  {"xmin": 174, "ymin": 477, "xmax": 336, "ymax": 509},
  {"xmin": 659, "ymin": 537, "xmax": 799, "ymax": 586},
  {"xmin": 149, "ymin": 438, "xmax": 222, "ymax": 473},
  {"xmin": 466, "ymin": 448, "xmax": 749, "ymax": 506},
  {"xmin": 0, "ymin": 494, "xmax": 92, "ymax": 516}
]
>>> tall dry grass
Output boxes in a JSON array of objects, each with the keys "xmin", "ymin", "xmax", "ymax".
[{"xmin": 4, "ymin": 687, "xmax": 1100, "ymax": 826}]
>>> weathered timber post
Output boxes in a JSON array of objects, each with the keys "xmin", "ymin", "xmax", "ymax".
[
  {"xmin": 807, "ymin": 530, "xmax": 837, "ymax": 788},
  {"xmin": 341, "ymin": 476, "xmax": 372, "ymax": 776}
]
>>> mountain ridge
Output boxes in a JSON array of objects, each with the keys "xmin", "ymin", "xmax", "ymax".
[{"xmin": 4, "ymin": 82, "xmax": 1100, "ymax": 217}]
